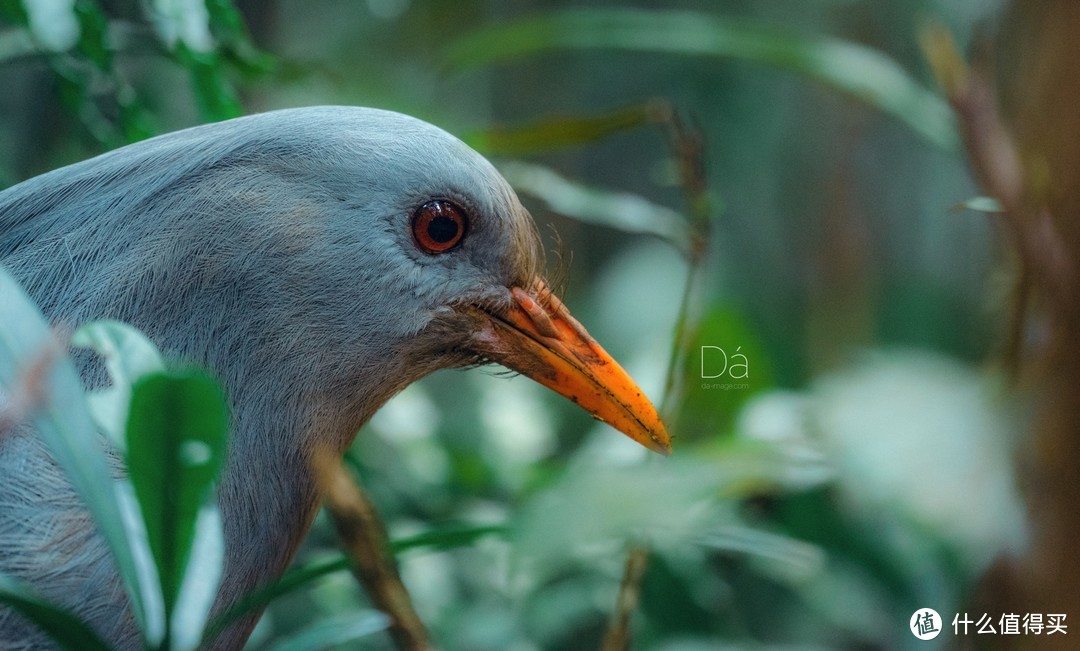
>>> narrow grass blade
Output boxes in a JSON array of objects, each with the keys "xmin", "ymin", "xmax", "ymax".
[
  {"xmin": 266, "ymin": 612, "xmax": 390, "ymax": 651},
  {"xmin": 446, "ymin": 8, "xmax": 957, "ymax": 149}
]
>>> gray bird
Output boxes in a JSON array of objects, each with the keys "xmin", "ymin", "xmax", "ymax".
[{"xmin": 0, "ymin": 106, "xmax": 670, "ymax": 649}]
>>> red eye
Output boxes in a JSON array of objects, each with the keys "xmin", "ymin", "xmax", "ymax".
[{"xmin": 411, "ymin": 200, "xmax": 467, "ymax": 254}]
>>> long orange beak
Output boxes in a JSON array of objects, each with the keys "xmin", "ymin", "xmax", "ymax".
[{"xmin": 467, "ymin": 280, "xmax": 671, "ymax": 455}]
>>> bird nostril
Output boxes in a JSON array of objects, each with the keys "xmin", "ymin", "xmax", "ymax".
[{"xmin": 510, "ymin": 287, "xmax": 560, "ymax": 339}]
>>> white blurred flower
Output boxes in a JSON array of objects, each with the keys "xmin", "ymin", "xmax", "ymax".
[
  {"xmin": 737, "ymin": 390, "xmax": 810, "ymax": 445},
  {"xmin": 151, "ymin": 0, "xmax": 213, "ymax": 51},
  {"xmin": 811, "ymin": 350, "xmax": 1026, "ymax": 569},
  {"xmin": 736, "ymin": 390, "xmax": 832, "ymax": 489},
  {"xmin": 24, "ymin": 0, "xmax": 80, "ymax": 52}
]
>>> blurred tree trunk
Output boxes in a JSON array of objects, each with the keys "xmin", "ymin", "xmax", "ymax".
[{"xmin": 992, "ymin": 2, "xmax": 1080, "ymax": 644}]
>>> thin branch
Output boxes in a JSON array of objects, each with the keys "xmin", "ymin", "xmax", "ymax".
[
  {"xmin": 655, "ymin": 102, "xmax": 714, "ymax": 427},
  {"xmin": 921, "ymin": 23, "xmax": 1079, "ymax": 367},
  {"xmin": 599, "ymin": 546, "xmax": 651, "ymax": 651},
  {"xmin": 312, "ymin": 449, "xmax": 431, "ymax": 651},
  {"xmin": 600, "ymin": 105, "xmax": 715, "ymax": 651}
]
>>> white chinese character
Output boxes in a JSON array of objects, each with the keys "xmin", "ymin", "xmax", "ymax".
[
  {"xmin": 1000, "ymin": 613, "xmax": 1021, "ymax": 635},
  {"xmin": 1024, "ymin": 613, "xmax": 1044, "ymax": 634},
  {"xmin": 977, "ymin": 613, "xmax": 997, "ymax": 634},
  {"xmin": 1047, "ymin": 613, "xmax": 1068, "ymax": 635},
  {"xmin": 910, "ymin": 609, "xmax": 942, "ymax": 640},
  {"xmin": 953, "ymin": 612, "xmax": 974, "ymax": 635}
]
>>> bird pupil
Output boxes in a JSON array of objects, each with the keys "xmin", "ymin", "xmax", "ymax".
[{"xmin": 427, "ymin": 215, "xmax": 458, "ymax": 243}]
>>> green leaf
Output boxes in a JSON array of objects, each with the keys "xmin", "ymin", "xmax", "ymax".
[
  {"xmin": 499, "ymin": 161, "xmax": 691, "ymax": 252},
  {"xmin": 697, "ymin": 524, "xmax": 825, "ymax": 582},
  {"xmin": 72, "ymin": 320, "xmax": 166, "ymax": 450},
  {"xmin": 73, "ymin": 0, "xmax": 111, "ymax": 69},
  {"xmin": 0, "ymin": 28, "xmax": 36, "ymax": 64},
  {"xmin": 445, "ymin": 8, "xmax": 958, "ymax": 149},
  {"xmin": 170, "ymin": 503, "xmax": 225, "ymax": 651},
  {"xmin": 680, "ymin": 305, "xmax": 776, "ymax": 435},
  {"xmin": 392, "ymin": 523, "xmax": 508, "ymax": 553},
  {"xmin": 0, "ymin": 0, "xmax": 28, "ymax": 25},
  {"xmin": 202, "ymin": 555, "xmax": 350, "ymax": 645},
  {"xmin": 265, "ymin": 612, "xmax": 390, "ymax": 651},
  {"xmin": 465, "ymin": 104, "xmax": 660, "ymax": 156},
  {"xmin": 205, "ymin": 0, "xmax": 274, "ymax": 74},
  {"xmin": 0, "ymin": 574, "xmax": 113, "ymax": 651},
  {"xmin": 202, "ymin": 523, "xmax": 506, "ymax": 642},
  {"xmin": 175, "ymin": 44, "xmax": 243, "ymax": 122},
  {"xmin": 0, "ymin": 267, "xmax": 162, "ymax": 642},
  {"xmin": 125, "ymin": 369, "xmax": 228, "ymax": 633}
]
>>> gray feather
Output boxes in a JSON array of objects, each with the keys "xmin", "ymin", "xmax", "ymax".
[{"xmin": 0, "ymin": 106, "xmax": 542, "ymax": 649}]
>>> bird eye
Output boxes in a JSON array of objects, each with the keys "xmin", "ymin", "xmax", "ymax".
[{"xmin": 411, "ymin": 200, "xmax": 467, "ymax": 254}]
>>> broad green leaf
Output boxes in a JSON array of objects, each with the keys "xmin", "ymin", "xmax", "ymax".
[
  {"xmin": 170, "ymin": 503, "xmax": 224, "ymax": 651},
  {"xmin": 266, "ymin": 612, "xmax": 390, "ymax": 651},
  {"xmin": 499, "ymin": 161, "xmax": 691, "ymax": 252},
  {"xmin": 0, "ymin": 573, "xmax": 113, "ymax": 651},
  {"xmin": 446, "ymin": 8, "xmax": 958, "ymax": 149},
  {"xmin": 73, "ymin": 320, "xmax": 166, "ymax": 449},
  {"xmin": 0, "ymin": 267, "xmax": 162, "ymax": 642},
  {"xmin": 125, "ymin": 369, "xmax": 228, "ymax": 630},
  {"xmin": 0, "ymin": 0, "xmax": 28, "ymax": 24},
  {"xmin": 513, "ymin": 441, "xmax": 831, "ymax": 581},
  {"xmin": 680, "ymin": 305, "xmax": 776, "ymax": 435}
]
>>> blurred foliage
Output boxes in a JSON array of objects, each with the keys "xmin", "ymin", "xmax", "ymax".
[{"xmin": 0, "ymin": 0, "xmax": 1028, "ymax": 649}]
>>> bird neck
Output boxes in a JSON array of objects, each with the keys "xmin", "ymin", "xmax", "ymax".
[{"xmin": 206, "ymin": 359, "xmax": 405, "ymax": 646}]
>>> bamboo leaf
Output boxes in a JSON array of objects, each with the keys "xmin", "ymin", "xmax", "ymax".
[{"xmin": 446, "ymin": 8, "xmax": 957, "ymax": 149}]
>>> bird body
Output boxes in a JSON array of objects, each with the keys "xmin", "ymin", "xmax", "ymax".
[{"xmin": 0, "ymin": 106, "xmax": 668, "ymax": 649}]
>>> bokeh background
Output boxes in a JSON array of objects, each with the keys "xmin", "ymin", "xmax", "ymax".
[{"xmin": 6, "ymin": 0, "xmax": 1075, "ymax": 649}]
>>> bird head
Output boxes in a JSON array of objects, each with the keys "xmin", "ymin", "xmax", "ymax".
[
  {"xmin": 253, "ymin": 107, "xmax": 672, "ymax": 455},
  {"xmin": 0, "ymin": 106, "xmax": 670, "ymax": 456}
]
